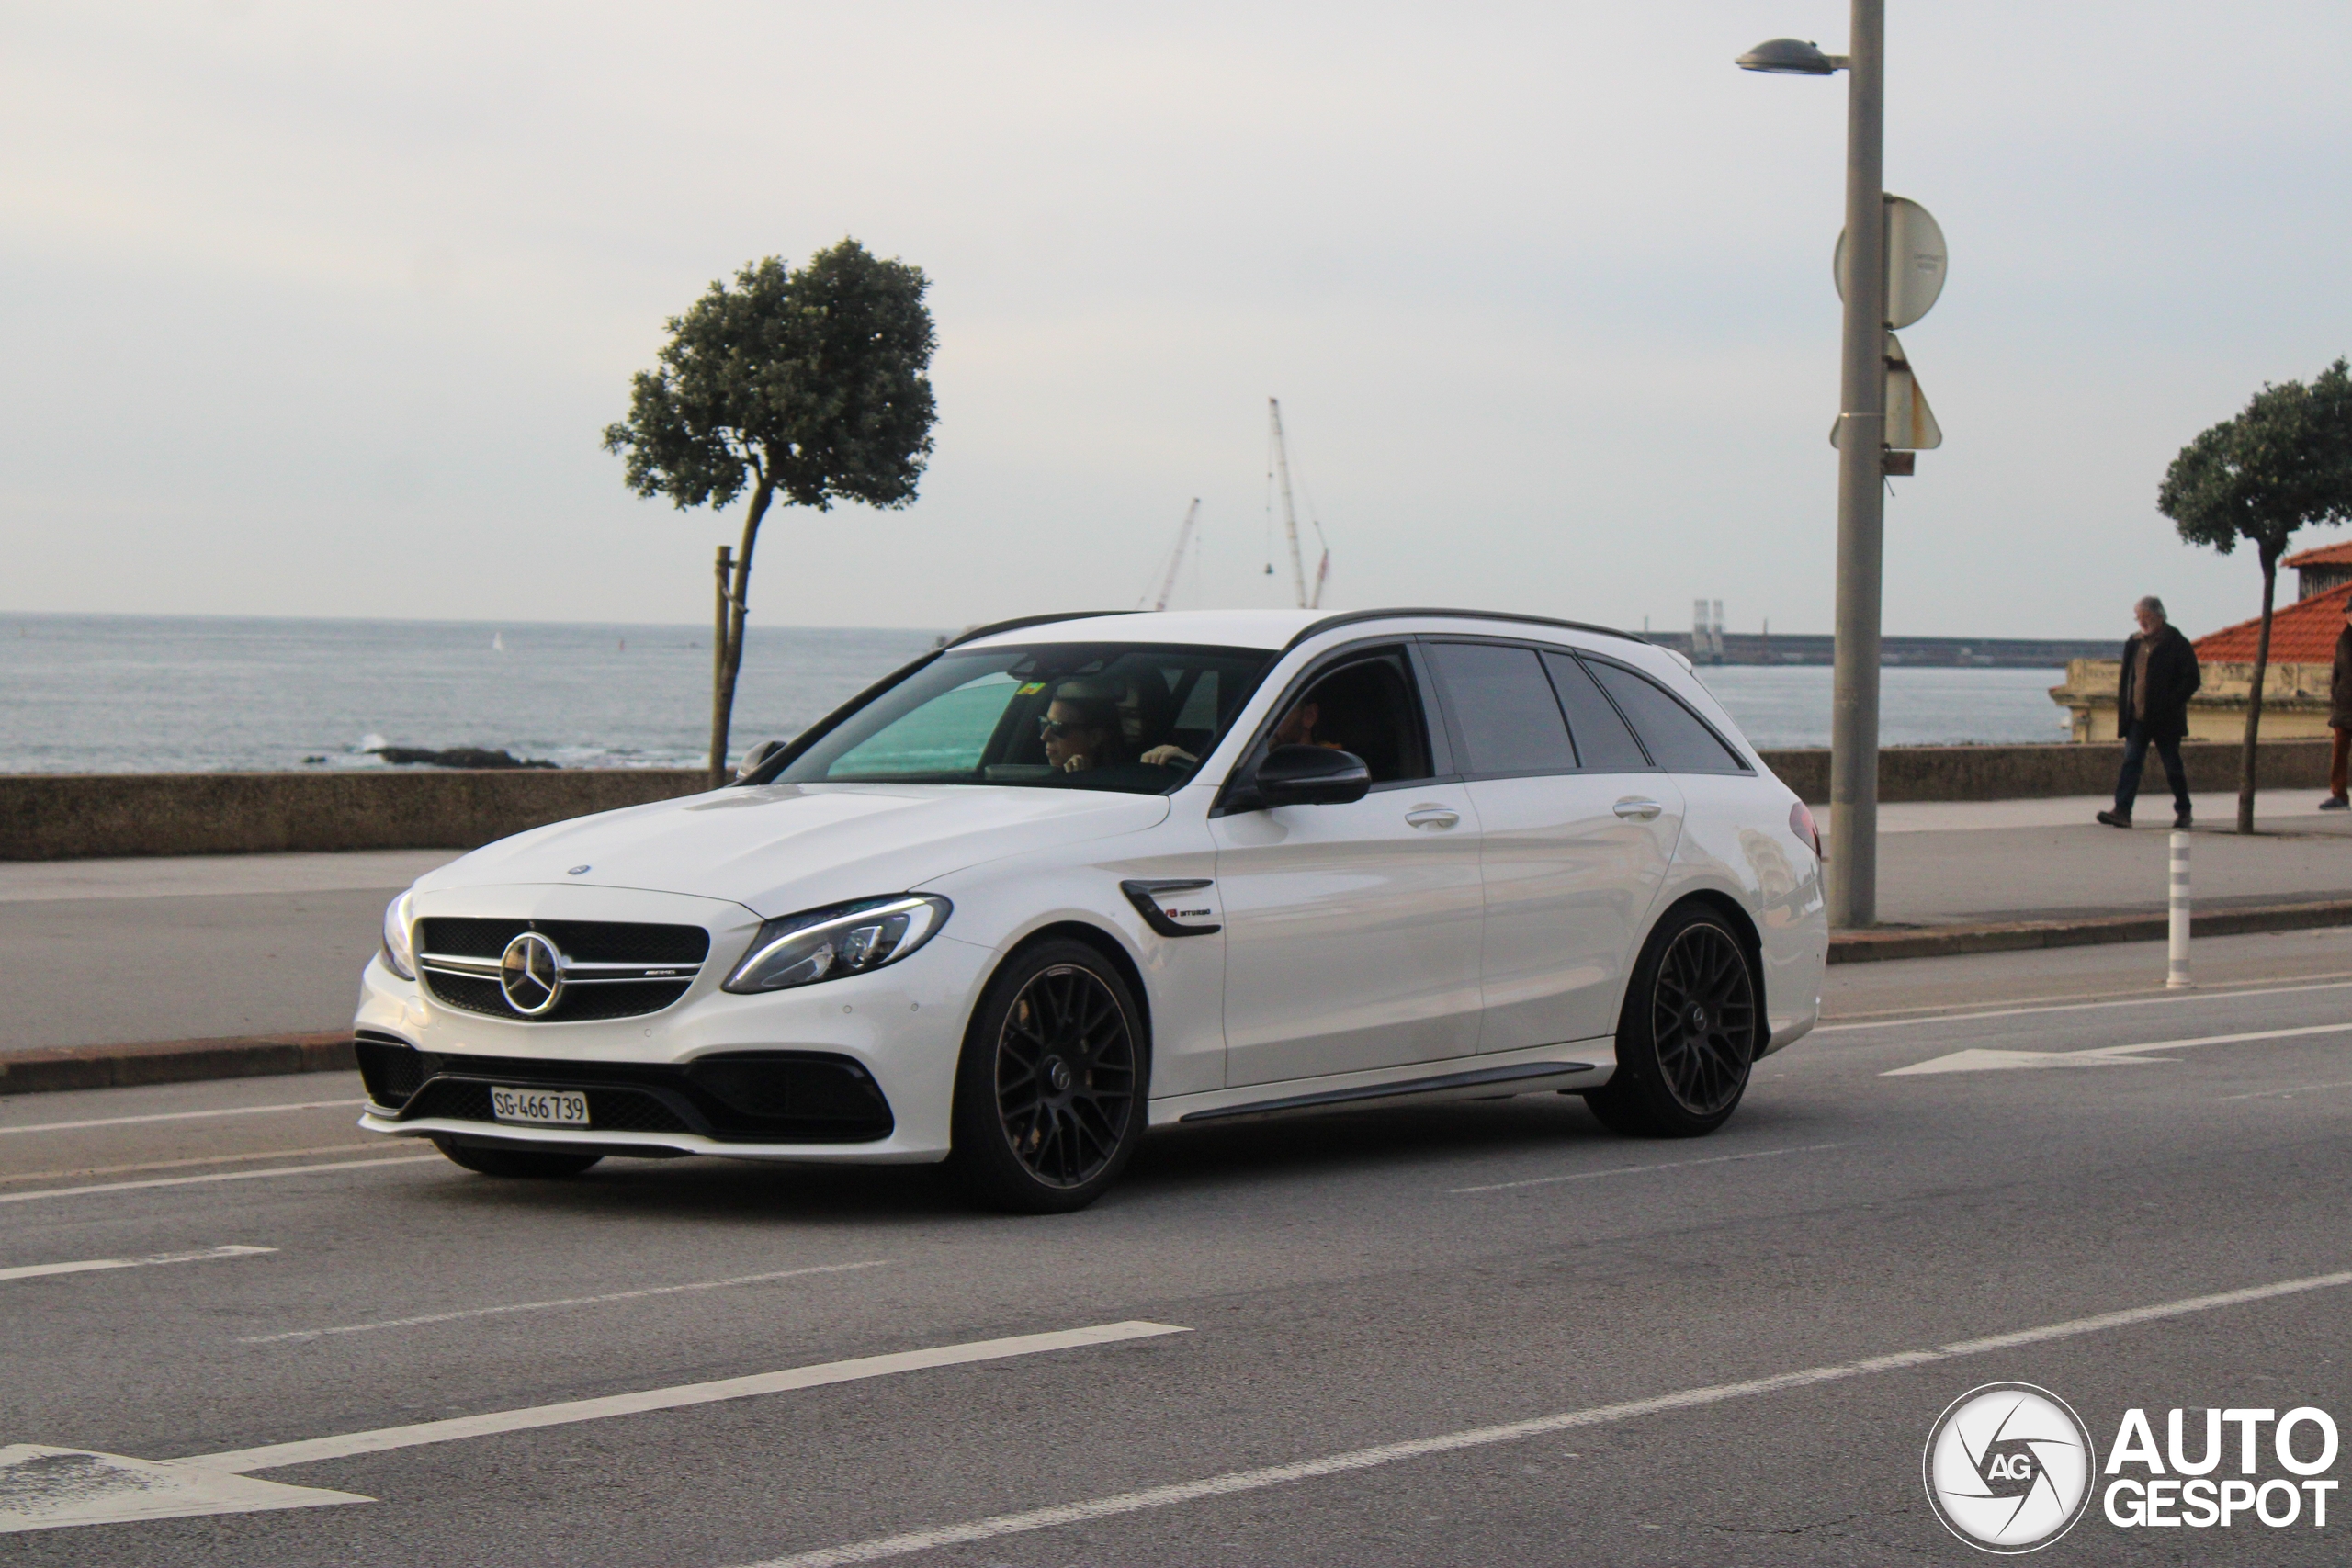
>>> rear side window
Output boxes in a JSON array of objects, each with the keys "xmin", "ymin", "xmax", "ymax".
[
  {"xmin": 1426, "ymin": 642, "xmax": 1576, "ymax": 775},
  {"xmin": 1540, "ymin": 652, "xmax": 1650, "ymax": 773},
  {"xmin": 1583, "ymin": 660, "xmax": 1749, "ymax": 775}
]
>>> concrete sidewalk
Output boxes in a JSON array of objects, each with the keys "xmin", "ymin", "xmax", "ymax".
[{"xmin": 1826, "ymin": 792, "xmax": 2352, "ymax": 927}]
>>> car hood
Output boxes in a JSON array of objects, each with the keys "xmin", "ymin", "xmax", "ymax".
[{"xmin": 417, "ymin": 783, "xmax": 1172, "ymax": 917}]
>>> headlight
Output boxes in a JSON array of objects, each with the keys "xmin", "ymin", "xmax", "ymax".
[
  {"xmin": 380, "ymin": 889, "xmax": 417, "ymax": 981},
  {"xmin": 723, "ymin": 896, "xmax": 951, "ymax": 994}
]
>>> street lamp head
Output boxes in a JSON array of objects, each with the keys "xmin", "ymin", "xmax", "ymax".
[{"xmin": 1736, "ymin": 38, "xmax": 1842, "ymax": 75}]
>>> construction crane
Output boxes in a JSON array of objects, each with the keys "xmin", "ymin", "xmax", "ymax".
[
  {"xmin": 1266, "ymin": 398, "xmax": 1331, "ymax": 610},
  {"xmin": 1142, "ymin": 498, "xmax": 1202, "ymax": 612}
]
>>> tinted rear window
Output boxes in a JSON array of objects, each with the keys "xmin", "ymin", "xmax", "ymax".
[
  {"xmin": 1583, "ymin": 660, "xmax": 1749, "ymax": 774},
  {"xmin": 1540, "ymin": 652, "xmax": 1651, "ymax": 772},
  {"xmin": 1426, "ymin": 642, "xmax": 1576, "ymax": 775}
]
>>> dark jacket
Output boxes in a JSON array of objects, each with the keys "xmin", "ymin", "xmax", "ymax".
[
  {"xmin": 2332, "ymin": 626, "xmax": 2352, "ymax": 730},
  {"xmin": 2116, "ymin": 624, "xmax": 2200, "ymax": 742}
]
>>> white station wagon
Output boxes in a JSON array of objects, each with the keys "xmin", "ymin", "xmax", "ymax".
[{"xmin": 356, "ymin": 608, "xmax": 1828, "ymax": 1211}]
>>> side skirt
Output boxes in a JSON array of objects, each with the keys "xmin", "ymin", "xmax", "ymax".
[{"xmin": 1152, "ymin": 1045, "xmax": 1613, "ymax": 1128}]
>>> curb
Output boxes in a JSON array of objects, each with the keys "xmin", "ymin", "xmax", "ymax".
[
  {"xmin": 0, "ymin": 1032, "xmax": 355, "ymax": 1096},
  {"xmin": 1828, "ymin": 898, "xmax": 2352, "ymax": 964}
]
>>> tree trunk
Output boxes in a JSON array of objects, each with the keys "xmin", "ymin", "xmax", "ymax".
[
  {"xmin": 707, "ymin": 478, "xmax": 775, "ymax": 790},
  {"xmin": 707, "ymin": 545, "xmax": 732, "ymax": 788},
  {"xmin": 2236, "ymin": 547, "xmax": 2279, "ymax": 834}
]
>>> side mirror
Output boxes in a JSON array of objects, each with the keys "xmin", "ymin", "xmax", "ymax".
[
  {"xmin": 1253, "ymin": 744, "xmax": 1372, "ymax": 807},
  {"xmin": 734, "ymin": 739, "xmax": 786, "ymax": 782}
]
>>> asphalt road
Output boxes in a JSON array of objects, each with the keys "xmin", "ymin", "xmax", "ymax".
[{"xmin": 3, "ymin": 936, "xmax": 2348, "ymax": 1564}]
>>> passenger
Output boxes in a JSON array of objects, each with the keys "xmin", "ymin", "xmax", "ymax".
[
  {"xmin": 1272, "ymin": 695, "xmax": 1338, "ymax": 750},
  {"xmin": 1143, "ymin": 692, "xmax": 1337, "ymax": 769},
  {"xmin": 1041, "ymin": 684, "xmax": 1132, "ymax": 774}
]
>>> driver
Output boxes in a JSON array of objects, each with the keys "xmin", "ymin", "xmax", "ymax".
[{"xmin": 1040, "ymin": 682, "xmax": 1132, "ymax": 773}]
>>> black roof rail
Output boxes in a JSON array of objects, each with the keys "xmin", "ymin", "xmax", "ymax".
[
  {"xmin": 946, "ymin": 609, "xmax": 1136, "ymax": 649},
  {"xmin": 1281, "ymin": 607, "xmax": 1645, "ymax": 653}
]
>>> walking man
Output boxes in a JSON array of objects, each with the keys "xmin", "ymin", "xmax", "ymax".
[
  {"xmin": 2323, "ymin": 597, "xmax": 2352, "ymax": 809},
  {"xmin": 2098, "ymin": 595, "xmax": 2200, "ymax": 829}
]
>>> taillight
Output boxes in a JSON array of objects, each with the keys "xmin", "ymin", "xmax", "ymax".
[{"xmin": 1790, "ymin": 801, "xmax": 1823, "ymax": 858}]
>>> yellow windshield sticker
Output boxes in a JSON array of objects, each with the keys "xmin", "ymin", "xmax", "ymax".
[{"xmin": 1016, "ymin": 682, "xmax": 1046, "ymax": 695}]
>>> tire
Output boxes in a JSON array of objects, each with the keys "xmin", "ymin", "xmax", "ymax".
[
  {"xmin": 1585, "ymin": 903, "xmax": 1759, "ymax": 1138},
  {"xmin": 947, "ymin": 938, "xmax": 1148, "ymax": 1213},
  {"xmin": 430, "ymin": 1136, "xmax": 604, "ymax": 1179}
]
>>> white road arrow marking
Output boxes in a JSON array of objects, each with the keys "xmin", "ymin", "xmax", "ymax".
[
  {"xmin": 0, "ymin": 1448, "xmax": 367, "ymax": 1534},
  {"xmin": 1884, "ymin": 1021, "xmax": 2352, "ymax": 1076},
  {"xmin": 0, "ymin": 1320, "xmax": 1189, "ymax": 1534},
  {"xmin": 0, "ymin": 1245, "xmax": 275, "ymax": 1283}
]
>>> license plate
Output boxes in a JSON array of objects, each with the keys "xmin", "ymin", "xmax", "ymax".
[{"xmin": 490, "ymin": 1086, "xmax": 590, "ymax": 1127}]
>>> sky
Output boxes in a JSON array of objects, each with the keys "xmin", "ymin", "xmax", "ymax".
[{"xmin": 4, "ymin": 2, "xmax": 2351, "ymax": 642}]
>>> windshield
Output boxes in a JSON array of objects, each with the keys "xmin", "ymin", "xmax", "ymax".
[{"xmin": 777, "ymin": 642, "xmax": 1276, "ymax": 793}]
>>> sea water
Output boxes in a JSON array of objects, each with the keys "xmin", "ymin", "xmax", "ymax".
[{"xmin": 0, "ymin": 613, "xmax": 2072, "ymax": 773}]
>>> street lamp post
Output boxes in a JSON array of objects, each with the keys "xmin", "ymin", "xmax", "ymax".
[{"xmin": 1740, "ymin": 3, "xmax": 1887, "ymax": 929}]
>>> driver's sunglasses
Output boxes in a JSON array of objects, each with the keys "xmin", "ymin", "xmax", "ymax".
[{"xmin": 1038, "ymin": 717, "xmax": 1090, "ymax": 739}]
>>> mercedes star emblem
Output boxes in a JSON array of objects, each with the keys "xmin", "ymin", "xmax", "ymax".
[{"xmin": 499, "ymin": 931, "xmax": 565, "ymax": 1016}]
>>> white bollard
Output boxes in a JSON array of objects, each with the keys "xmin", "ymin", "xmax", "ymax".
[{"xmin": 2167, "ymin": 830, "xmax": 2193, "ymax": 989}]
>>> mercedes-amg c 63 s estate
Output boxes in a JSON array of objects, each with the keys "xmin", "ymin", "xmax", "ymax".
[{"xmin": 354, "ymin": 608, "xmax": 1828, "ymax": 1211}]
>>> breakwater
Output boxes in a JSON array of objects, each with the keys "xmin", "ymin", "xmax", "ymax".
[{"xmin": 3, "ymin": 740, "xmax": 2335, "ymax": 861}]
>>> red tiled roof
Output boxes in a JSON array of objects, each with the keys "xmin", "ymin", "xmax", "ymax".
[
  {"xmin": 2283, "ymin": 539, "xmax": 2352, "ymax": 570},
  {"xmin": 2194, "ymin": 581, "xmax": 2352, "ymax": 661}
]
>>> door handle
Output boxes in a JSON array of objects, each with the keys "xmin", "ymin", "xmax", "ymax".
[
  {"xmin": 1405, "ymin": 806, "xmax": 1460, "ymax": 830},
  {"xmin": 1613, "ymin": 797, "xmax": 1665, "ymax": 821}
]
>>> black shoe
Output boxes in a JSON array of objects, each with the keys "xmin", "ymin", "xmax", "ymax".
[
  {"xmin": 2322, "ymin": 796, "xmax": 2349, "ymax": 812},
  {"xmin": 2175, "ymin": 811, "xmax": 2193, "ymax": 829},
  {"xmin": 2096, "ymin": 810, "xmax": 2132, "ymax": 829}
]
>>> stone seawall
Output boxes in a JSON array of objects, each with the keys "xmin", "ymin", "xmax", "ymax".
[
  {"xmin": 1756, "ymin": 738, "xmax": 2332, "ymax": 805},
  {"xmin": 1, "ymin": 740, "xmax": 2335, "ymax": 859},
  {"xmin": 0, "ymin": 769, "xmax": 709, "ymax": 861}
]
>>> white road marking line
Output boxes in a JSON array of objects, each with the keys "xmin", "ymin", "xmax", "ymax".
[
  {"xmin": 730, "ymin": 1269, "xmax": 2352, "ymax": 1568},
  {"xmin": 241, "ymin": 1260, "xmax": 891, "ymax": 1344},
  {"xmin": 1449, "ymin": 1143, "xmax": 1842, "ymax": 1195},
  {"xmin": 0, "ymin": 1156, "xmax": 437, "ymax": 1205},
  {"xmin": 0, "ymin": 1145, "xmax": 381, "ymax": 1187},
  {"xmin": 184, "ymin": 1321, "xmax": 1189, "ymax": 1473},
  {"xmin": 0, "ymin": 1245, "xmax": 276, "ymax": 1283},
  {"xmin": 1884, "ymin": 1021, "xmax": 2352, "ymax": 1076},
  {"xmin": 0, "ymin": 1099, "xmax": 365, "ymax": 1137},
  {"xmin": 1817, "ymin": 977, "xmax": 2352, "ymax": 1035},
  {"xmin": 2219, "ymin": 1078, "xmax": 2352, "ymax": 1102}
]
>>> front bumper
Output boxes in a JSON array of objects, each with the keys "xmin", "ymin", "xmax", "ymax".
[{"xmin": 354, "ymin": 887, "xmax": 992, "ymax": 1163}]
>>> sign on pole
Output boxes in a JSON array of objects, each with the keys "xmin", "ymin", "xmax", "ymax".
[
  {"xmin": 1836, "ymin": 195, "xmax": 1946, "ymax": 328},
  {"xmin": 1832, "ymin": 333, "xmax": 1940, "ymax": 451}
]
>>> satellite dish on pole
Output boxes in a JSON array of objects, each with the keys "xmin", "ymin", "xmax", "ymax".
[{"xmin": 1836, "ymin": 195, "xmax": 1947, "ymax": 329}]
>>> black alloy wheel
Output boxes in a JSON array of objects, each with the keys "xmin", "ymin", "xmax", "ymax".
[
  {"xmin": 949, "ymin": 939, "xmax": 1147, "ymax": 1213},
  {"xmin": 1585, "ymin": 905, "xmax": 1759, "ymax": 1138},
  {"xmin": 430, "ymin": 1136, "xmax": 604, "ymax": 1179}
]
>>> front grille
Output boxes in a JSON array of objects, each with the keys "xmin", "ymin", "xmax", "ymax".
[
  {"xmin": 424, "ymin": 971, "xmax": 695, "ymax": 1023},
  {"xmin": 415, "ymin": 918, "xmax": 711, "ymax": 1023},
  {"xmin": 420, "ymin": 919, "xmax": 709, "ymax": 964},
  {"xmin": 375, "ymin": 1049, "xmax": 893, "ymax": 1144}
]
